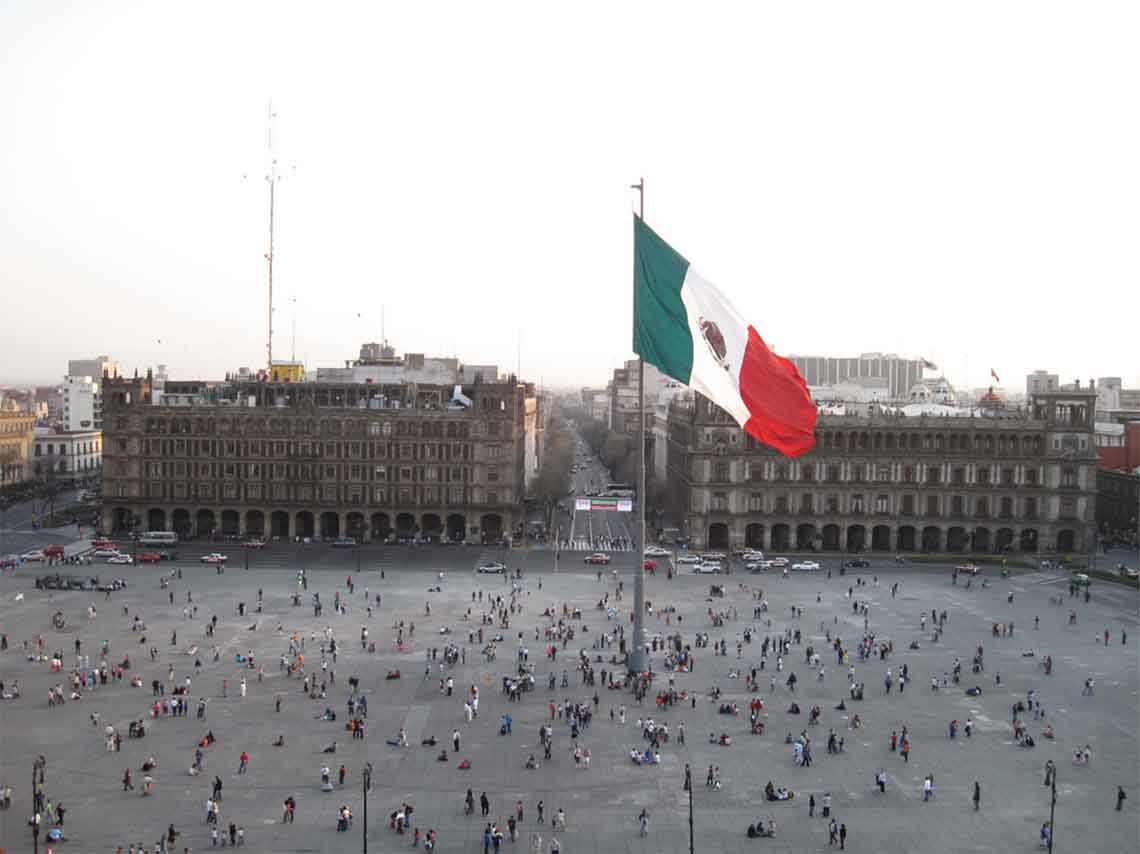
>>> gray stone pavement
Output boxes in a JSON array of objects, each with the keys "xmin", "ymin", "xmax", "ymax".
[{"xmin": 1, "ymin": 554, "xmax": 1137, "ymax": 853}]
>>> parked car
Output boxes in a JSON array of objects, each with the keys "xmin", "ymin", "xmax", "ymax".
[
  {"xmin": 792, "ymin": 560, "xmax": 821, "ymax": 572},
  {"xmin": 741, "ymin": 551, "xmax": 765, "ymax": 562},
  {"xmin": 694, "ymin": 562, "xmax": 722, "ymax": 574},
  {"xmin": 159, "ymin": 550, "xmax": 179, "ymax": 561},
  {"xmin": 955, "ymin": 563, "xmax": 980, "ymax": 575},
  {"xmin": 745, "ymin": 562, "xmax": 765, "ymax": 573},
  {"xmin": 702, "ymin": 552, "xmax": 726, "ymax": 561},
  {"xmin": 90, "ymin": 548, "xmax": 120, "ymax": 559},
  {"xmin": 645, "ymin": 546, "xmax": 671, "ymax": 558},
  {"xmin": 767, "ymin": 557, "xmax": 790, "ymax": 569},
  {"xmin": 476, "ymin": 561, "xmax": 507, "ymax": 574},
  {"xmin": 107, "ymin": 554, "xmax": 134, "ymax": 565},
  {"xmin": 242, "ymin": 539, "xmax": 267, "ymax": 549},
  {"xmin": 200, "ymin": 553, "xmax": 228, "ymax": 564},
  {"xmin": 584, "ymin": 553, "xmax": 611, "ymax": 565},
  {"xmin": 1, "ymin": 554, "xmax": 18, "ymax": 569},
  {"xmin": 844, "ymin": 559, "xmax": 871, "ymax": 568},
  {"xmin": 330, "ymin": 537, "xmax": 357, "ymax": 548},
  {"xmin": 137, "ymin": 552, "xmax": 161, "ymax": 564},
  {"xmin": 676, "ymin": 554, "xmax": 703, "ymax": 565},
  {"xmin": 1119, "ymin": 565, "xmax": 1139, "ymax": 579},
  {"xmin": 20, "ymin": 549, "xmax": 46, "ymax": 561}
]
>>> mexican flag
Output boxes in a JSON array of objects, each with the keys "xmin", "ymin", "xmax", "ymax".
[{"xmin": 633, "ymin": 215, "xmax": 816, "ymax": 457}]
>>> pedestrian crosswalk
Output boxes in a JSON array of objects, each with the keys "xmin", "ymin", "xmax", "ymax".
[{"xmin": 556, "ymin": 539, "xmax": 636, "ymax": 553}]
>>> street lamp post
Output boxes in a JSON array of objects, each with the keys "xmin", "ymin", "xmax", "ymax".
[
  {"xmin": 1047, "ymin": 767, "xmax": 1057, "ymax": 854},
  {"xmin": 362, "ymin": 763, "xmax": 372, "ymax": 854}
]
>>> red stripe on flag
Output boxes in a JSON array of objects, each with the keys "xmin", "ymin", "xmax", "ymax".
[{"xmin": 739, "ymin": 327, "xmax": 817, "ymax": 457}]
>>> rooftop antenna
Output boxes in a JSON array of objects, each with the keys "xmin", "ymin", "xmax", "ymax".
[
  {"xmin": 265, "ymin": 100, "xmax": 278, "ymax": 371},
  {"xmin": 290, "ymin": 295, "xmax": 297, "ymax": 362}
]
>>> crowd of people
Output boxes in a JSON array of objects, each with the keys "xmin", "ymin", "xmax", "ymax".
[{"xmin": 0, "ymin": 546, "xmax": 1135, "ymax": 852}]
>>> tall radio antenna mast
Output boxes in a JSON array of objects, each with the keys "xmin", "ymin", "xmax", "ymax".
[{"xmin": 266, "ymin": 100, "xmax": 279, "ymax": 371}]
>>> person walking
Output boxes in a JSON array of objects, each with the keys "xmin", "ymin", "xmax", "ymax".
[
  {"xmin": 973, "ymin": 781, "xmax": 981, "ymax": 810},
  {"xmin": 809, "ymin": 794, "xmax": 815, "ymax": 817},
  {"xmin": 839, "ymin": 823, "xmax": 847, "ymax": 850},
  {"xmin": 238, "ymin": 751, "xmax": 248, "ymax": 774},
  {"xmin": 481, "ymin": 792, "xmax": 490, "ymax": 817},
  {"xmin": 1117, "ymin": 786, "xmax": 1127, "ymax": 811},
  {"xmin": 828, "ymin": 818, "xmax": 838, "ymax": 845}
]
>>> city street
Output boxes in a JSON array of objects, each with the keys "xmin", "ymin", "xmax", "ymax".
[{"xmin": 1, "ymin": 546, "xmax": 1136, "ymax": 853}]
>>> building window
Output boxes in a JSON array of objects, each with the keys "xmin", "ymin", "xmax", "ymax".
[
  {"xmin": 976, "ymin": 498, "xmax": 988, "ymax": 518},
  {"xmin": 875, "ymin": 494, "xmax": 889, "ymax": 514},
  {"xmin": 876, "ymin": 466, "xmax": 890, "ymax": 482},
  {"xmin": 1025, "ymin": 468, "xmax": 1038, "ymax": 486},
  {"xmin": 952, "ymin": 467, "xmax": 965, "ymax": 485},
  {"xmin": 926, "ymin": 466, "xmax": 941, "ymax": 484},
  {"xmin": 748, "ymin": 464, "xmax": 764, "ymax": 482},
  {"xmin": 951, "ymin": 495, "xmax": 964, "ymax": 516},
  {"xmin": 487, "ymin": 490, "xmax": 499, "ymax": 505},
  {"xmin": 776, "ymin": 464, "xmax": 789, "ymax": 482},
  {"xmin": 774, "ymin": 495, "xmax": 788, "ymax": 513},
  {"xmin": 977, "ymin": 467, "xmax": 990, "ymax": 485},
  {"xmin": 826, "ymin": 494, "xmax": 839, "ymax": 514},
  {"xmin": 851, "ymin": 494, "xmax": 864, "ymax": 514},
  {"xmin": 1001, "ymin": 467, "xmax": 1014, "ymax": 486},
  {"xmin": 800, "ymin": 494, "xmax": 813, "ymax": 513},
  {"xmin": 1061, "ymin": 467, "xmax": 1075, "ymax": 487},
  {"xmin": 903, "ymin": 465, "xmax": 915, "ymax": 483},
  {"xmin": 801, "ymin": 465, "xmax": 815, "ymax": 482},
  {"xmin": 827, "ymin": 465, "xmax": 840, "ymax": 483},
  {"xmin": 1060, "ymin": 497, "xmax": 1075, "ymax": 519},
  {"xmin": 925, "ymin": 495, "xmax": 939, "ymax": 516},
  {"xmin": 711, "ymin": 492, "xmax": 728, "ymax": 512},
  {"xmin": 1000, "ymin": 497, "xmax": 1013, "ymax": 518},
  {"xmin": 748, "ymin": 493, "xmax": 763, "ymax": 512},
  {"xmin": 901, "ymin": 495, "xmax": 915, "ymax": 516},
  {"xmin": 714, "ymin": 462, "xmax": 730, "ymax": 482}
]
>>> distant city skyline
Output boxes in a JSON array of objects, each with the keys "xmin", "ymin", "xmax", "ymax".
[{"xmin": 2, "ymin": 3, "xmax": 1135, "ymax": 391}]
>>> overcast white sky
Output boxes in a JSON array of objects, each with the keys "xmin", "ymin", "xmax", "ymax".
[{"xmin": 2, "ymin": 2, "xmax": 1137, "ymax": 391}]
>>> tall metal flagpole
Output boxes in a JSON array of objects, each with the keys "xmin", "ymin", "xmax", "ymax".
[{"xmin": 629, "ymin": 178, "xmax": 646, "ymax": 676}]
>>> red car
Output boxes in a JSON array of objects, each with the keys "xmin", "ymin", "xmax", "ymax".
[
  {"xmin": 584, "ymin": 553, "xmax": 611, "ymax": 565},
  {"xmin": 137, "ymin": 552, "xmax": 162, "ymax": 564},
  {"xmin": 43, "ymin": 545, "xmax": 66, "ymax": 559},
  {"xmin": 643, "ymin": 559, "xmax": 657, "ymax": 573},
  {"xmin": 93, "ymin": 540, "xmax": 118, "ymax": 550}
]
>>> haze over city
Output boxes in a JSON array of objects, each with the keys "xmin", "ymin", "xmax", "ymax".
[{"xmin": 2, "ymin": 1, "xmax": 1136, "ymax": 389}]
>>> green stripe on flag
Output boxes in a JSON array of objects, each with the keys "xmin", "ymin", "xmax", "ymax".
[{"xmin": 633, "ymin": 215, "xmax": 694, "ymax": 383}]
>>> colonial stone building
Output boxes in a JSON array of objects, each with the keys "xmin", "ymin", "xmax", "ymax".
[
  {"xmin": 100, "ymin": 374, "xmax": 535, "ymax": 543},
  {"xmin": 0, "ymin": 408, "xmax": 36, "ymax": 488},
  {"xmin": 667, "ymin": 388, "xmax": 1099, "ymax": 556}
]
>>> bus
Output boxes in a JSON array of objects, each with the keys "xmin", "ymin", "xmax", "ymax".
[{"xmin": 139, "ymin": 531, "xmax": 178, "ymax": 546}]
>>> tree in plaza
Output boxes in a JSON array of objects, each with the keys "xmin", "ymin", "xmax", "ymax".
[
  {"xmin": 33, "ymin": 449, "xmax": 64, "ymax": 527},
  {"xmin": 534, "ymin": 431, "xmax": 574, "ymax": 527}
]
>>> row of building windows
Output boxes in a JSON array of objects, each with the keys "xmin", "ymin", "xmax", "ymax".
[
  {"xmin": 131, "ymin": 438, "xmax": 500, "ymax": 462},
  {"xmin": 132, "ymin": 415, "xmax": 504, "ymax": 439},
  {"xmin": 707, "ymin": 461, "xmax": 1055, "ymax": 487},
  {"xmin": 35, "ymin": 442, "xmax": 101, "ymax": 456},
  {"xmin": 128, "ymin": 461, "xmax": 505, "ymax": 483},
  {"xmin": 702, "ymin": 491, "xmax": 1078, "ymax": 520},
  {"xmin": 698, "ymin": 422, "xmax": 1086, "ymax": 458},
  {"xmin": 118, "ymin": 482, "xmax": 505, "ymax": 506}
]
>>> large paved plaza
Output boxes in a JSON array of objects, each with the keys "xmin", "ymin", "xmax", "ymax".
[{"xmin": 1, "ymin": 544, "xmax": 1137, "ymax": 853}]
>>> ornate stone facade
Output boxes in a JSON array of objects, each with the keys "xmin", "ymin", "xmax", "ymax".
[
  {"xmin": 100, "ymin": 376, "xmax": 533, "ymax": 543},
  {"xmin": 0, "ymin": 409, "xmax": 36, "ymax": 488},
  {"xmin": 667, "ymin": 389, "xmax": 1099, "ymax": 556}
]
